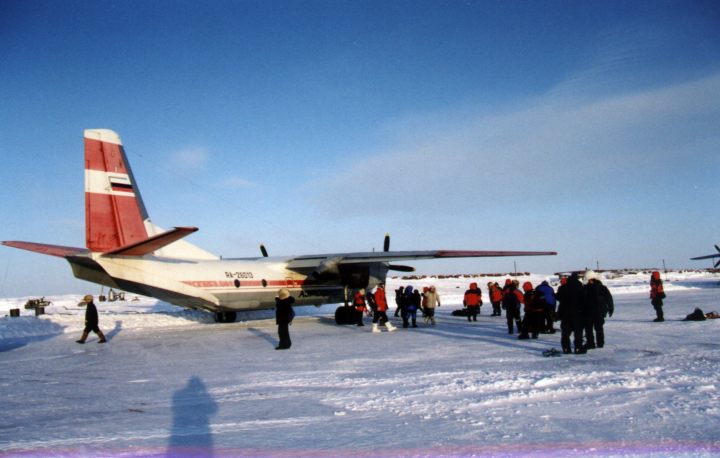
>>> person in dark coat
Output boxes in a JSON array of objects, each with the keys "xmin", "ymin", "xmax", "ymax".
[
  {"xmin": 583, "ymin": 270, "xmax": 614, "ymax": 349},
  {"xmin": 76, "ymin": 294, "xmax": 107, "ymax": 344},
  {"xmin": 394, "ymin": 286, "xmax": 405, "ymax": 318},
  {"xmin": 556, "ymin": 273, "xmax": 585, "ymax": 354},
  {"xmin": 275, "ymin": 288, "xmax": 295, "ymax": 350},
  {"xmin": 649, "ymin": 271, "xmax": 665, "ymax": 322},
  {"xmin": 501, "ymin": 279, "xmax": 524, "ymax": 334},
  {"xmin": 404, "ymin": 286, "xmax": 421, "ymax": 328}
]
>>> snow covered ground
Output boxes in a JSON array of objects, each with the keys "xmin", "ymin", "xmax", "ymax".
[{"xmin": 1, "ymin": 271, "xmax": 719, "ymax": 457}]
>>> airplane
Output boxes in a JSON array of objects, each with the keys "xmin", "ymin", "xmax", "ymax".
[
  {"xmin": 691, "ymin": 245, "xmax": 720, "ymax": 268},
  {"xmin": 2, "ymin": 129, "xmax": 557, "ymax": 323}
]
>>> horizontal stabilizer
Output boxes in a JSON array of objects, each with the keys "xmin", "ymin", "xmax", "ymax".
[
  {"xmin": 102, "ymin": 227, "xmax": 199, "ymax": 257},
  {"xmin": 1, "ymin": 241, "xmax": 87, "ymax": 258}
]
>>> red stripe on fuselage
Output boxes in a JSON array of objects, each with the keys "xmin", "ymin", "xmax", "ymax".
[{"xmin": 181, "ymin": 279, "xmax": 324, "ymax": 289}]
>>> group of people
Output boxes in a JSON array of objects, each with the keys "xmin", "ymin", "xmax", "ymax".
[
  {"xmin": 76, "ymin": 271, "xmax": 667, "ymax": 353},
  {"xmin": 555, "ymin": 271, "xmax": 614, "ymax": 354},
  {"xmin": 391, "ymin": 285, "xmax": 441, "ymax": 328},
  {"xmin": 462, "ymin": 279, "xmax": 560, "ymax": 339},
  {"xmin": 350, "ymin": 284, "xmax": 442, "ymax": 331}
]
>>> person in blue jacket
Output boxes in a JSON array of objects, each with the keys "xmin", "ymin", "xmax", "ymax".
[
  {"xmin": 403, "ymin": 286, "xmax": 421, "ymax": 328},
  {"xmin": 535, "ymin": 280, "xmax": 557, "ymax": 333}
]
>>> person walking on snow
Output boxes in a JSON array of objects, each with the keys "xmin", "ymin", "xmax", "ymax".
[
  {"xmin": 354, "ymin": 288, "xmax": 368, "ymax": 327},
  {"xmin": 76, "ymin": 294, "xmax": 106, "ymax": 344},
  {"xmin": 650, "ymin": 271, "xmax": 665, "ymax": 322},
  {"xmin": 394, "ymin": 286, "xmax": 405, "ymax": 318},
  {"xmin": 463, "ymin": 282, "xmax": 482, "ymax": 321},
  {"xmin": 423, "ymin": 285, "xmax": 441, "ymax": 325},
  {"xmin": 371, "ymin": 284, "xmax": 397, "ymax": 333},
  {"xmin": 403, "ymin": 286, "xmax": 421, "ymax": 328},
  {"xmin": 275, "ymin": 288, "xmax": 295, "ymax": 350}
]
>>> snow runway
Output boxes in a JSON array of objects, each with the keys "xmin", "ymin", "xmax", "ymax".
[{"xmin": 1, "ymin": 272, "xmax": 719, "ymax": 457}]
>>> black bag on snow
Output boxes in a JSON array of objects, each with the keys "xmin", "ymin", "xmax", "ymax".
[{"xmin": 683, "ymin": 308, "xmax": 706, "ymax": 321}]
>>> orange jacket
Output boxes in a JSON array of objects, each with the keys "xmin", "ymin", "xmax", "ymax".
[{"xmin": 463, "ymin": 282, "xmax": 482, "ymax": 307}]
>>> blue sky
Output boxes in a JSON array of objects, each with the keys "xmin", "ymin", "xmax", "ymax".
[{"xmin": 1, "ymin": 0, "xmax": 719, "ymax": 296}]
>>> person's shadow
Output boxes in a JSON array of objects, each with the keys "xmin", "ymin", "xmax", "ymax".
[
  {"xmin": 105, "ymin": 320, "xmax": 123, "ymax": 341},
  {"xmin": 166, "ymin": 376, "xmax": 218, "ymax": 457}
]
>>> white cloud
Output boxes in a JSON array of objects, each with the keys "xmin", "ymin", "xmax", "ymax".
[
  {"xmin": 308, "ymin": 72, "xmax": 720, "ymax": 216},
  {"xmin": 221, "ymin": 176, "xmax": 256, "ymax": 189},
  {"xmin": 170, "ymin": 147, "xmax": 209, "ymax": 173}
]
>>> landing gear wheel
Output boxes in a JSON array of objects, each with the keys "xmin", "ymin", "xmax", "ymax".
[{"xmin": 214, "ymin": 311, "xmax": 237, "ymax": 323}]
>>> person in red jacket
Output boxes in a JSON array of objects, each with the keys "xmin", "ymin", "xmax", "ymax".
[
  {"xmin": 518, "ymin": 282, "xmax": 544, "ymax": 339},
  {"xmin": 650, "ymin": 271, "xmax": 666, "ymax": 322},
  {"xmin": 488, "ymin": 282, "xmax": 503, "ymax": 317},
  {"xmin": 371, "ymin": 285, "xmax": 397, "ymax": 333},
  {"xmin": 354, "ymin": 288, "xmax": 368, "ymax": 327},
  {"xmin": 463, "ymin": 282, "xmax": 482, "ymax": 322}
]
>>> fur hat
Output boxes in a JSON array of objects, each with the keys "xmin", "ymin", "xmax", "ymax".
[
  {"xmin": 83, "ymin": 294, "xmax": 93, "ymax": 302},
  {"xmin": 584, "ymin": 270, "xmax": 599, "ymax": 283},
  {"xmin": 277, "ymin": 288, "xmax": 290, "ymax": 300}
]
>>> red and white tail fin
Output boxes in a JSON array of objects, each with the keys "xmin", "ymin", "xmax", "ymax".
[
  {"xmin": 84, "ymin": 129, "xmax": 149, "ymax": 252},
  {"xmin": 84, "ymin": 129, "xmax": 217, "ymax": 259}
]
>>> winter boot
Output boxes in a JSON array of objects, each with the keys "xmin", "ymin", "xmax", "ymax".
[
  {"xmin": 518, "ymin": 333, "xmax": 529, "ymax": 340},
  {"xmin": 372, "ymin": 323, "xmax": 381, "ymax": 333},
  {"xmin": 430, "ymin": 317, "xmax": 436, "ymax": 326},
  {"xmin": 76, "ymin": 331, "xmax": 89, "ymax": 344},
  {"xmin": 385, "ymin": 321, "xmax": 397, "ymax": 332},
  {"xmin": 96, "ymin": 331, "xmax": 107, "ymax": 343},
  {"xmin": 508, "ymin": 323, "xmax": 513, "ymax": 334}
]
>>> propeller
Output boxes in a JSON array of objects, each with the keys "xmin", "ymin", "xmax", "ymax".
[
  {"xmin": 260, "ymin": 244, "xmax": 268, "ymax": 257},
  {"xmin": 383, "ymin": 233, "xmax": 414, "ymax": 271},
  {"xmin": 691, "ymin": 244, "xmax": 720, "ymax": 267}
]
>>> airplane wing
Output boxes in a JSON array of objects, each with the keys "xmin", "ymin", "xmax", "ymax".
[{"xmin": 286, "ymin": 249, "xmax": 557, "ymax": 271}]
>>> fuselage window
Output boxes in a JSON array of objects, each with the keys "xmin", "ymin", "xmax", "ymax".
[
  {"xmin": 261, "ymin": 279, "xmax": 268, "ymax": 287},
  {"xmin": 234, "ymin": 279, "xmax": 240, "ymax": 288}
]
